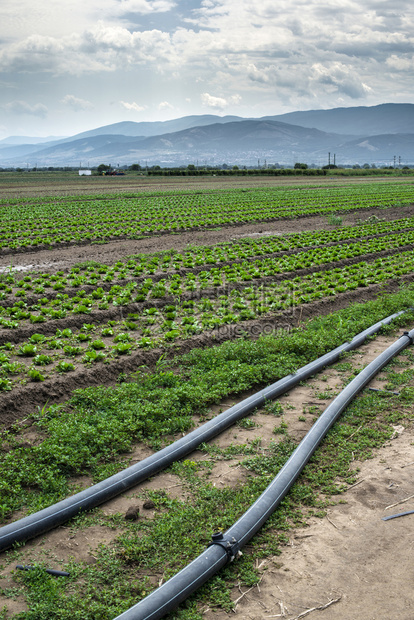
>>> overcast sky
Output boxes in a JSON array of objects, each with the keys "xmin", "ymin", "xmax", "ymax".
[{"xmin": 0, "ymin": 0, "xmax": 413, "ymax": 138}]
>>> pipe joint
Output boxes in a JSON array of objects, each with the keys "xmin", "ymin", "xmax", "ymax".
[
  {"xmin": 208, "ymin": 532, "xmax": 241, "ymax": 563},
  {"xmin": 403, "ymin": 331, "xmax": 414, "ymax": 344}
]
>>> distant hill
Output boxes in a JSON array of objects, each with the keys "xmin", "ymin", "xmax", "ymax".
[
  {"xmin": 70, "ymin": 115, "xmax": 244, "ymax": 140},
  {"xmin": 0, "ymin": 104, "xmax": 413, "ymax": 167},
  {"xmin": 0, "ymin": 135, "xmax": 66, "ymax": 147},
  {"xmin": 263, "ymin": 103, "xmax": 414, "ymax": 136}
]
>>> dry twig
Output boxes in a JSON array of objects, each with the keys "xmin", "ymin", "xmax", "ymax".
[
  {"xmin": 347, "ymin": 478, "xmax": 365, "ymax": 490},
  {"xmin": 326, "ymin": 514, "xmax": 339, "ymax": 530},
  {"xmin": 290, "ymin": 596, "xmax": 342, "ymax": 619},
  {"xmin": 385, "ymin": 493, "xmax": 414, "ymax": 510},
  {"xmin": 232, "ymin": 577, "xmax": 263, "ymax": 611}
]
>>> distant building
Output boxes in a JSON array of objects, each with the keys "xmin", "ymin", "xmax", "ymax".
[{"xmin": 79, "ymin": 169, "xmax": 92, "ymax": 176}]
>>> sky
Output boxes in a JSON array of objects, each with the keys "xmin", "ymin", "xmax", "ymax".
[{"xmin": 0, "ymin": 0, "xmax": 413, "ymax": 139}]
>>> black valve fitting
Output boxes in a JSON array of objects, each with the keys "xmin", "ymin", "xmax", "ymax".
[{"xmin": 208, "ymin": 532, "xmax": 241, "ymax": 562}]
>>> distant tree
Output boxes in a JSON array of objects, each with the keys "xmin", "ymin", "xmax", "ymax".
[
  {"xmin": 129, "ymin": 163, "xmax": 141, "ymax": 171},
  {"xmin": 294, "ymin": 162, "xmax": 308, "ymax": 169},
  {"xmin": 97, "ymin": 164, "xmax": 111, "ymax": 174}
]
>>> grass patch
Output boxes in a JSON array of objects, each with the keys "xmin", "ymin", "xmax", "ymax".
[{"xmin": 1, "ymin": 287, "xmax": 414, "ymax": 617}]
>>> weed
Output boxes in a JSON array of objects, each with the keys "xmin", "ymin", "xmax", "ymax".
[{"xmin": 327, "ymin": 214, "xmax": 343, "ymax": 226}]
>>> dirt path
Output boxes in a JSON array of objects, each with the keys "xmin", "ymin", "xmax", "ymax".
[
  {"xmin": 210, "ymin": 428, "xmax": 414, "ymax": 620},
  {"xmin": 202, "ymin": 334, "xmax": 414, "ymax": 620}
]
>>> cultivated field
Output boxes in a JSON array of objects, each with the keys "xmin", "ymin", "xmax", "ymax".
[{"xmin": 0, "ymin": 174, "xmax": 413, "ymax": 619}]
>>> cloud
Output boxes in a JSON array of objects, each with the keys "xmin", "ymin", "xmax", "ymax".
[
  {"xmin": 311, "ymin": 63, "xmax": 372, "ymax": 99},
  {"xmin": 120, "ymin": 100, "xmax": 146, "ymax": 112},
  {"xmin": 114, "ymin": 0, "xmax": 176, "ymax": 15},
  {"xmin": 158, "ymin": 101, "xmax": 174, "ymax": 110},
  {"xmin": 201, "ymin": 92, "xmax": 241, "ymax": 110},
  {"xmin": 386, "ymin": 54, "xmax": 413, "ymax": 71},
  {"xmin": 0, "ymin": 24, "xmax": 174, "ymax": 75},
  {"xmin": 3, "ymin": 100, "xmax": 48, "ymax": 117},
  {"xmin": 246, "ymin": 63, "xmax": 271, "ymax": 84},
  {"xmin": 61, "ymin": 95, "xmax": 94, "ymax": 111}
]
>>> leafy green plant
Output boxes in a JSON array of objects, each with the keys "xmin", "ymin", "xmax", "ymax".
[
  {"xmin": 28, "ymin": 368, "xmax": 45, "ymax": 382},
  {"xmin": 17, "ymin": 344, "xmax": 37, "ymax": 357},
  {"xmin": 33, "ymin": 354, "xmax": 52, "ymax": 366},
  {"xmin": 56, "ymin": 361, "xmax": 75, "ymax": 372},
  {"xmin": 114, "ymin": 343, "xmax": 133, "ymax": 355}
]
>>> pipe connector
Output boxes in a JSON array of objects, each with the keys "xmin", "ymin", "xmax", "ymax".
[
  {"xmin": 208, "ymin": 532, "xmax": 241, "ymax": 562},
  {"xmin": 403, "ymin": 331, "xmax": 414, "ymax": 344}
]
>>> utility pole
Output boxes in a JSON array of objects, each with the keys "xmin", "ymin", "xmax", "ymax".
[
  {"xmin": 333, "ymin": 154, "xmax": 336, "ymax": 166},
  {"xmin": 393, "ymin": 155, "xmax": 396, "ymax": 168},
  {"xmin": 328, "ymin": 152, "xmax": 331, "ymax": 167}
]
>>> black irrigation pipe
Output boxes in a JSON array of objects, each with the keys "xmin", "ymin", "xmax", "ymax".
[
  {"xmin": 115, "ymin": 325, "xmax": 414, "ymax": 620},
  {"xmin": 0, "ymin": 309, "xmax": 409, "ymax": 554}
]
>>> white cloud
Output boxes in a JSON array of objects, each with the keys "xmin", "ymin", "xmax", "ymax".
[
  {"xmin": 61, "ymin": 95, "xmax": 94, "ymax": 111},
  {"xmin": 201, "ymin": 92, "xmax": 241, "ymax": 110},
  {"xmin": 0, "ymin": 24, "xmax": 174, "ymax": 75},
  {"xmin": 201, "ymin": 93, "xmax": 227, "ymax": 109},
  {"xmin": 3, "ymin": 100, "xmax": 48, "ymax": 117},
  {"xmin": 120, "ymin": 100, "xmax": 146, "ymax": 112},
  {"xmin": 386, "ymin": 55, "xmax": 413, "ymax": 71},
  {"xmin": 114, "ymin": 0, "xmax": 176, "ymax": 15},
  {"xmin": 0, "ymin": 0, "xmax": 176, "ymax": 41},
  {"xmin": 311, "ymin": 63, "xmax": 372, "ymax": 99},
  {"xmin": 158, "ymin": 101, "xmax": 174, "ymax": 110}
]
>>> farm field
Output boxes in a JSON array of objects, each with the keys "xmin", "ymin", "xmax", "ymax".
[{"xmin": 0, "ymin": 175, "xmax": 413, "ymax": 619}]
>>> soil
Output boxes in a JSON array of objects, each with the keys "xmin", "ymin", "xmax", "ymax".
[
  {"xmin": 0, "ymin": 178, "xmax": 413, "ymax": 618},
  {"xmin": 205, "ymin": 427, "xmax": 414, "ymax": 620}
]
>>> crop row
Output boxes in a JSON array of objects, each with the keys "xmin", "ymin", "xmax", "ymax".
[
  {"xmin": 2, "ymin": 217, "xmax": 414, "ymax": 308},
  {"xmin": 1, "ymin": 250, "xmax": 414, "ymax": 392},
  {"xmin": 0, "ymin": 183, "xmax": 413, "ymax": 249},
  {"xmin": 1, "ymin": 228, "xmax": 413, "ymax": 330}
]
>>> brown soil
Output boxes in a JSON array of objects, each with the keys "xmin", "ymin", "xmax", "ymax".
[{"xmin": 0, "ymin": 172, "xmax": 409, "ymax": 199}]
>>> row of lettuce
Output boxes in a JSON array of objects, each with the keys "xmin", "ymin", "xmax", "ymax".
[
  {"xmin": 1, "ymin": 247, "xmax": 413, "ymax": 391},
  {"xmin": 0, "ymin": 220, "xmax": 413, "ymax": 321},
  {"xmin": 0, "ymin": 182, "xmax": 413, "ymax": 249},
  {"xmin": 1, "ymin": 215, "xmax": 413, "ymax": 305}
]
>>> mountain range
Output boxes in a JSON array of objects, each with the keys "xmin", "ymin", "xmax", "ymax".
[{"xmin": 0, "ymin": 103, "xmax": 413, "ymax": 168}]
